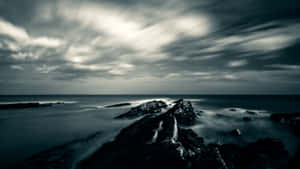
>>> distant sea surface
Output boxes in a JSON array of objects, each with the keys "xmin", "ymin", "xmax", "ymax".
[{"xmin": 0, "ymin": 95, "xmax": 299, "ymax": 168}]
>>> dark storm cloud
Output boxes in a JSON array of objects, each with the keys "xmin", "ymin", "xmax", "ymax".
[{"xmin": 0, "ymin": 0, "xmax": 300, "ymax": 94}]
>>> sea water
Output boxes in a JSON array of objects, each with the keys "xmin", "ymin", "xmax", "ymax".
[{"xmin": 0, "ymin": 95, "xmax": 299, "ymax": 168}]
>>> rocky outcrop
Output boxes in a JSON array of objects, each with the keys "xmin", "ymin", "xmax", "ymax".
[
  {"xmin": 169, "ymin": 99, "xmax": 197, "ymax": 126},
  {"xmin": 80, "ymin": 101, "xmax": 290, "ymax": 169},
  {"xmin": 105, "ymin": 103, "xmax": 131, "ymax": 108},
  {"xmin": 115, "ymin": 100, "xmax": 167, "ymax": 119},
  {"xmin": 231, "ymin": 129, "xmax": 242, "ymax": 136},
  {"xmin": 243, "ymin": 117, "xmax": 252, "ymax": 121},
  {"xmin": 115, "ymin": 99, "xmax": 197, "ymax": 125},
  {"xmin": 0, "ymin": 102, "xmax": 53, "ymax": 109},
  {"xmin": 80, "ymin": 105, "xmax": 226, "ymax": 169}
]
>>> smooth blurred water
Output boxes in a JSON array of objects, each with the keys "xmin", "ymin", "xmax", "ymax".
[{"xmin": 0, "ymin": 95, "xmax": 299, "ymax": 168}]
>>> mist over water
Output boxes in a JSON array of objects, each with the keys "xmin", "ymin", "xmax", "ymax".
[{"xmin": 0, "ymin": 95, "xmax": 299, "ymax": 168}]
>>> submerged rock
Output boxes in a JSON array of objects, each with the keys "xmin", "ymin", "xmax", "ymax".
[{"xmin": 115, "ymin": 100, "xmax": 167, "ymax": 119}]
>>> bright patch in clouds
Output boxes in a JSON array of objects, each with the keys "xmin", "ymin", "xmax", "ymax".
[
  {"xmin": 30, "ymin": 37, "xmax": 65, "ymax": 48},
  {"xmin": 0, "ymin": 18, "xmax": 64, "ymax": 49},
  {"xmin": 0, "ymin": 18, "xmax": 29, "ymax": 41},
  {"xmin": 65, "ymin": 45, "xmax": 96, "ymax": 63},
  {"xmin": 36, "ymin": 65, "xmax": 58, "ymax": 74},
  {"xmin": 60, "ymin": 3, "xmax": 212, "ymax": 62},
  {"xmin": 228, "ymin": 60, "xmax": 248, "ymax": 67},
  {"xmin": 10, "ymin": 65, "xmax": 24, "ymax": 71}
]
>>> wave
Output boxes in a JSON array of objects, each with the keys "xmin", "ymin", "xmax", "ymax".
[
  {"xmin": 95, "ymin": 98, "xmax": 175, "ymax": 109},
  {"xmin": 185, "ymin": 98, "xmax": 206, "ymax": 102}
]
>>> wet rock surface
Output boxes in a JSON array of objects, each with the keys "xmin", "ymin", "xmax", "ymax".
[
  {"xmin": 80, "ymin": 102, "xmax": 222, "ymax": 169},
  {"xmin": 115, "ymin": 100, "xmax": 167, "ymax": 119},
  {"xmin": 169, "ymin": 99, "xmax": 197, "ymax": 126},
  {"xmin": 80, "ymin": 99, "xmax": 291, "ymax": 169},
  {"xmin": 231, "ymin": 129, "xmax": 242, "ymax": 136}
]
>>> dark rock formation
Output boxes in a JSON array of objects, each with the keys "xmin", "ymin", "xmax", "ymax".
[
  {"xmin": 105, "ymin": 103, "xmax": 131, "ymax": 108},
  {"xmin": 169, "ymin": 99, "xmax": 197, "ymax": 126},
  {"xmin": 243, "ymin": 117, "xmax": 252, "ymax": 121},
  {"xmin": 80, "ymin": 106, "xmax": 226, "ymax": 169},
  {"xmin": 0, "ymin": 102, "xmax": 53, "ymax": 110},
  {"xmin": 80, "ymin": 101, "xmax": 289, "ymax": 169},
  {"xmin": 231, "ymin": 129, "xmax": 242, "ymax": 136},
  {"xmin": 115, "ymin": 100, "xmax": 167, "ymax": 119},
  {"xmin": 246, "ymin": 110, "xmax": 257, "ymax": 115}
]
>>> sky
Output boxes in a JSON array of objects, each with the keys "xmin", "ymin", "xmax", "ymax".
[{"xmin": 0, "ymin": 0, "xmax": 300, "ymax": 94}]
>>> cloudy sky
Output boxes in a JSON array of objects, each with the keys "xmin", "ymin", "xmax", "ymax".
[{"xmin": 0, "ymin": 0, "xmax": 300, "ymax": 94}]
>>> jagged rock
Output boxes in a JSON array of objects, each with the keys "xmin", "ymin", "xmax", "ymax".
[
  {"xmin": 115, "ymin": 100, "xmax": 167, "ymax": 119},
  {"xmin": 246, "ymin": 110, "xmax": 257, "ymax": 115},
  {"xmin": 105, "ymin": 103, "xmax": 131, "ymax": 108},
  {"xmin": 169, "ymin": 99, "xmax": 197, "ymax": 126},
  {"xmin": 0, "ymin": 103, "xmax": 53, "ymax": 109},
  {"xmin": 80, "ymin": 104, "xmax": 224, "ymax": 169},
  {"xmin": 231, "ymin": 129, "xmax": 242, "ymax": 136},
  {"xmin": 80, "ymin": 100, "xmax": 291, "ymax": 169}
]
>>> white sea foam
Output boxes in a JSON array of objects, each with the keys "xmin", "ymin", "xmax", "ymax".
[
  {"xmin": 224, "ymin": 107, "xmax": 268, "ymax": 117},
  {"xmin": 96, "ymin": 98, "xmax": 175, "ymax": 109},
  {"xmin": 185, "ymin": 99, "xmax": 206, "ymax": 102}
]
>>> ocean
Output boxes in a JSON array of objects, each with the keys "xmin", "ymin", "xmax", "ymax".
[{"xmin": 0, "ymin": 95, "xmax": 299, "ymax": 168}]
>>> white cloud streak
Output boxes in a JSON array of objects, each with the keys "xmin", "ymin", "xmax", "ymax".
[{"xmin": 228, "ymin": 59, "xmax": 248, "ymax": 67}]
